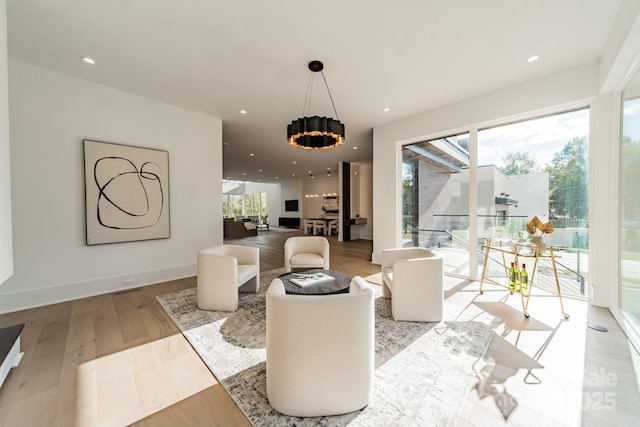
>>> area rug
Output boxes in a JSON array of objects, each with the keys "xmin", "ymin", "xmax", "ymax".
[{"xmin": 156, "ymin": 269, "xmax": 498, "ymax": 426}]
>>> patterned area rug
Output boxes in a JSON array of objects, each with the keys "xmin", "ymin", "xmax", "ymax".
[{"xmin": 156, "ymin": 268, "xmax": 498, "ymax": 426}]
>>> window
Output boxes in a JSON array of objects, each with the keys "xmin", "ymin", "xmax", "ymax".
[
  {"xmin": 620, "ymin": 70, "xmax": 640, "ymax": 331},
  {"xmin": 402, "ymin": 133, "xmax": 471, "ymax": 275},
  {"xmin": 478, "ymin": 109, "xmax": 589, "ymax": 297},
  {"xmin": 222, "ymin": 194, "xmax": 244, "ymax": 218},
  {"xmin": 222, "ymin": 192, "xmax": 266, "ymax": 218},
  {"xmin": 245, "ymin": 192, "xmax": 267, "ymax": 217},
  {"xmin": 401, "ymin": 108, "xmax": 590, "ymax": 297}
]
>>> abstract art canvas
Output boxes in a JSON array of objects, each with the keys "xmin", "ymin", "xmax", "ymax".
[{"xmin": 83, "ymin": 139, "xmax": 170, "ymax": 245}]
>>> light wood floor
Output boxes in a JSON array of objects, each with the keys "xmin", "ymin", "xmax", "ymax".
[{"xmin": 0, "ymin": 229, "xmax": 638, "ymax": 426}]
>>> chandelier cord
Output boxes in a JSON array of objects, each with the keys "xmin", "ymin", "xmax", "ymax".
[
  {"xmin": 320, "ymin": 70, "xmax": 340, "ymax": 120},
  {"xmin": 302, "ymin": 71, "xmax": 314, "ymax": 117},
  {"xmin": 301, "ymin": 69, "xmax": 339, "ymax": 120}
]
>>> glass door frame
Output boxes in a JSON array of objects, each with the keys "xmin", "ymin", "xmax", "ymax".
[
  {"xmin": 401, "ymin": 114, "xmax": 592, "ymax": 285},
  {"xmin": 399, "ymin": 129, "xmax": 481, "ymax": 279},
  {"xmin": 612, "ymin": 74, "xmax": 640, "ymax": 352}
]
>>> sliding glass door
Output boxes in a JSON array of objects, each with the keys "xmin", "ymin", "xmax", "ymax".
[
  {"xmin": 402, "ymin": 133, "xmax": 471, "ymax": 276},
  {"xmin": 402, "ymin": 109, "xmax": 590, "ymax": 296},
  {"xmin": 477, "ymin": 110, "xmax": 590, "ymax": 297},
  {"xmin": 620, "ymin": 69, "xmax": 640, "ymax": 331}
]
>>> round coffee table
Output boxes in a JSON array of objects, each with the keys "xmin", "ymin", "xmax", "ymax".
[{"xmin": 278, "ymin": 269, "xmax": 351, "ymax": 295}]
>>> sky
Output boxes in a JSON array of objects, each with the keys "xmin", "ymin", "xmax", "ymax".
[
  {"xmin": 477, "ymin": 108, "xmax": 590, "ymax": 168},
  {"xmin": 623, "ymin": 98, "xmax": 640, "ymax": 142}
]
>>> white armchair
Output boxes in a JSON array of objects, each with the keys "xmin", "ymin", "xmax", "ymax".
[
  {"xmin": 284, "ymin": 236, "xmax": 330, "ymax": 272},
  {"xmin": 266, "ymin": 276, "xmax": 375, "ymax": 417},
  {"xmin": 197, "ymin": 244, "xmax": 260, "ymax": 311},
  {"xmin": 381, "ymin": 247, "xmax": 444, "ymax": 322}
]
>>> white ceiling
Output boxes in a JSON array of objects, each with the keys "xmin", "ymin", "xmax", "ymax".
[{"xmin": 7, "ymin": 0, "xmax": 622, "ymax": 183}]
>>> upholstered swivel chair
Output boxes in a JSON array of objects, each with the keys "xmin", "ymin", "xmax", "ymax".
[
  {"xmin": 284, "ymin": 236, "xmax": 330, "ymax": 272},
  {"xmin": 197, "ymin": 244, "xmax": 260, "ymax": 311},
  {"xmin": 266, "ymin": 276, "xmax": 375, "ymax": 417},
  {"xmin": 381, "ymin": 247, "xmax": 444, "ymax": 322}
]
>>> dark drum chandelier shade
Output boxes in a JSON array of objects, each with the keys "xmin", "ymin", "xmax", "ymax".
[
  {"xmin": 287, "ymin": 60, "xmax": 345, "ymax": 150},
  {"xmin": 287, "ymin": 116, "xmax": 345, "ymax": 149}
]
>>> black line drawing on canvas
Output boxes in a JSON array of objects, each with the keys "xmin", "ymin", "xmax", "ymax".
[
  {"xmin": 94, "ymin": 157, "xmax": 165, "ymax": 229},
  {"xmin": 84, "ymin": 139, "xmax": 170, "ymax": 245}
]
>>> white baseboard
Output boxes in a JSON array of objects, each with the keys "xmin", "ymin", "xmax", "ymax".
[
  {"xmin": 371, "ymin": 252, "xmax": 381, "ymax": 265},
  {"xmin": 0, "ymin": 264, "xmax": 196, "ymax": 314}
]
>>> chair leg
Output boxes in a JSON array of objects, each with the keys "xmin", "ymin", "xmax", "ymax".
[{"xmin": 382, "ymin": 281, "xmax": 392, "ymax": 298}]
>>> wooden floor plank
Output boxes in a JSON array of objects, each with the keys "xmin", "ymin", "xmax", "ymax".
[
  {"xmin": 93, "ymin": 300, "xmax": 125, "ymax": 359},
  {"xmin": 16, "ymin": 304, "xmax": 70, "ymax": 399},
  {"xmin": 129, "ymin": 290, "xmax": 176, "ymax": 340},
  {"xmin": 51, "ymin": 310, "xmax": 97, "ymax": 427},
  {"xmin": 113, "ymin": 291, "xmax": 150, "ymax": 345}
]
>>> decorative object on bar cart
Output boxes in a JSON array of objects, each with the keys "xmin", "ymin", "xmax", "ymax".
[{"xmin": 526, "ymin": 215, "xmax": 554, "ymax": 255}]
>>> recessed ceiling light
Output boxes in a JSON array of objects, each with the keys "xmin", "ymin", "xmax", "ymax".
[
  {"xmin": 383, "ymin": 107, "xmax": 390, "ymax": 112},
  {"xmin": 223, "ymin": 142, "xmax": 229, "ymax": 146},
  {"xmin": 259, "ymin": 169, "xmax": 262, "ymax": 172},
  {"xmin": 275, "ymin": 176, "xmax": 279, "ymax": 179},
  {"xmin": 527, "ymin": 55, "xmax": 539, "ymax": 63},
  {"xmin": 240, "ymin": 110, "xmax": 247, "ymax": 114},
  {"xmin": 250, "ymin": 153, "xmax": 254, "ymax": 156},
  {"xmin": 292, "ymin": 173, "xmax": 296, "ymax": 176},
  {"xmin": 81, "ymin": 56, "xmax": 96, "ymax": 65},
  {"xmin": 292, "ymin": 161, "xmax": 297, "ymax": 164},
  {"xmin": 353, "ymin": 146, "xmax": 358, "ymax": 150},
  {"xmin": 243, "ymin": 172, "xmax": 247, "ymax": 175}
]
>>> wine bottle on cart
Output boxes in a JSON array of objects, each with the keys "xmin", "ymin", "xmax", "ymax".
[{"xmin": 509, "ymin": 262, "xmax": 517, "ymax": 290}]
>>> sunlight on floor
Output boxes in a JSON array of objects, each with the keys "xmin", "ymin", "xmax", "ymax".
[
  {"xmin": 75, "ymin": 333, "xmax": 216, "ymax": 426},
  {"xmin": 363, "ymin": 272, "xmax": 382, "ymax": 286},
  {"xmin": 445, "ymin": 275, "xmax": 593, "ymax": 426}
]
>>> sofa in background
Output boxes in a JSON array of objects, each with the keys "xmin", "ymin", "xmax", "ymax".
[{"xmin": 223, "ymin": 218, "xmax": 258, "ymax": 238}]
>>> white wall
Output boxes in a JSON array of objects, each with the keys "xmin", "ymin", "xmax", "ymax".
[
  {"xmin": 0, "ymin": 0, "xmax": 13, "ymax": 285},
  {"xmin": 351, "ymin": 162, "xmax": 373, "ymax": 240},
  {"xmin": 302, "ymin": 175, "xmax": 339, "ymax": 219},
  {"xmin": 0, "ymin": 60, "xmax": 222, "ymax": 313},
  {"xmin": 280, "ymin": 179, "xmax": 302, "ymax": 221}
]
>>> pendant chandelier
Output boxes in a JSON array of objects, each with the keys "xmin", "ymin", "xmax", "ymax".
[{"xmin": 287, "ymin": 60, "xmax": 345, "ymax": 150}]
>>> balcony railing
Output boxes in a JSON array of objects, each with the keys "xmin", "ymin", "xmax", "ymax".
[{"xmin": 403, "ymin": 215, "xmax": 589, "ymax": 298}]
